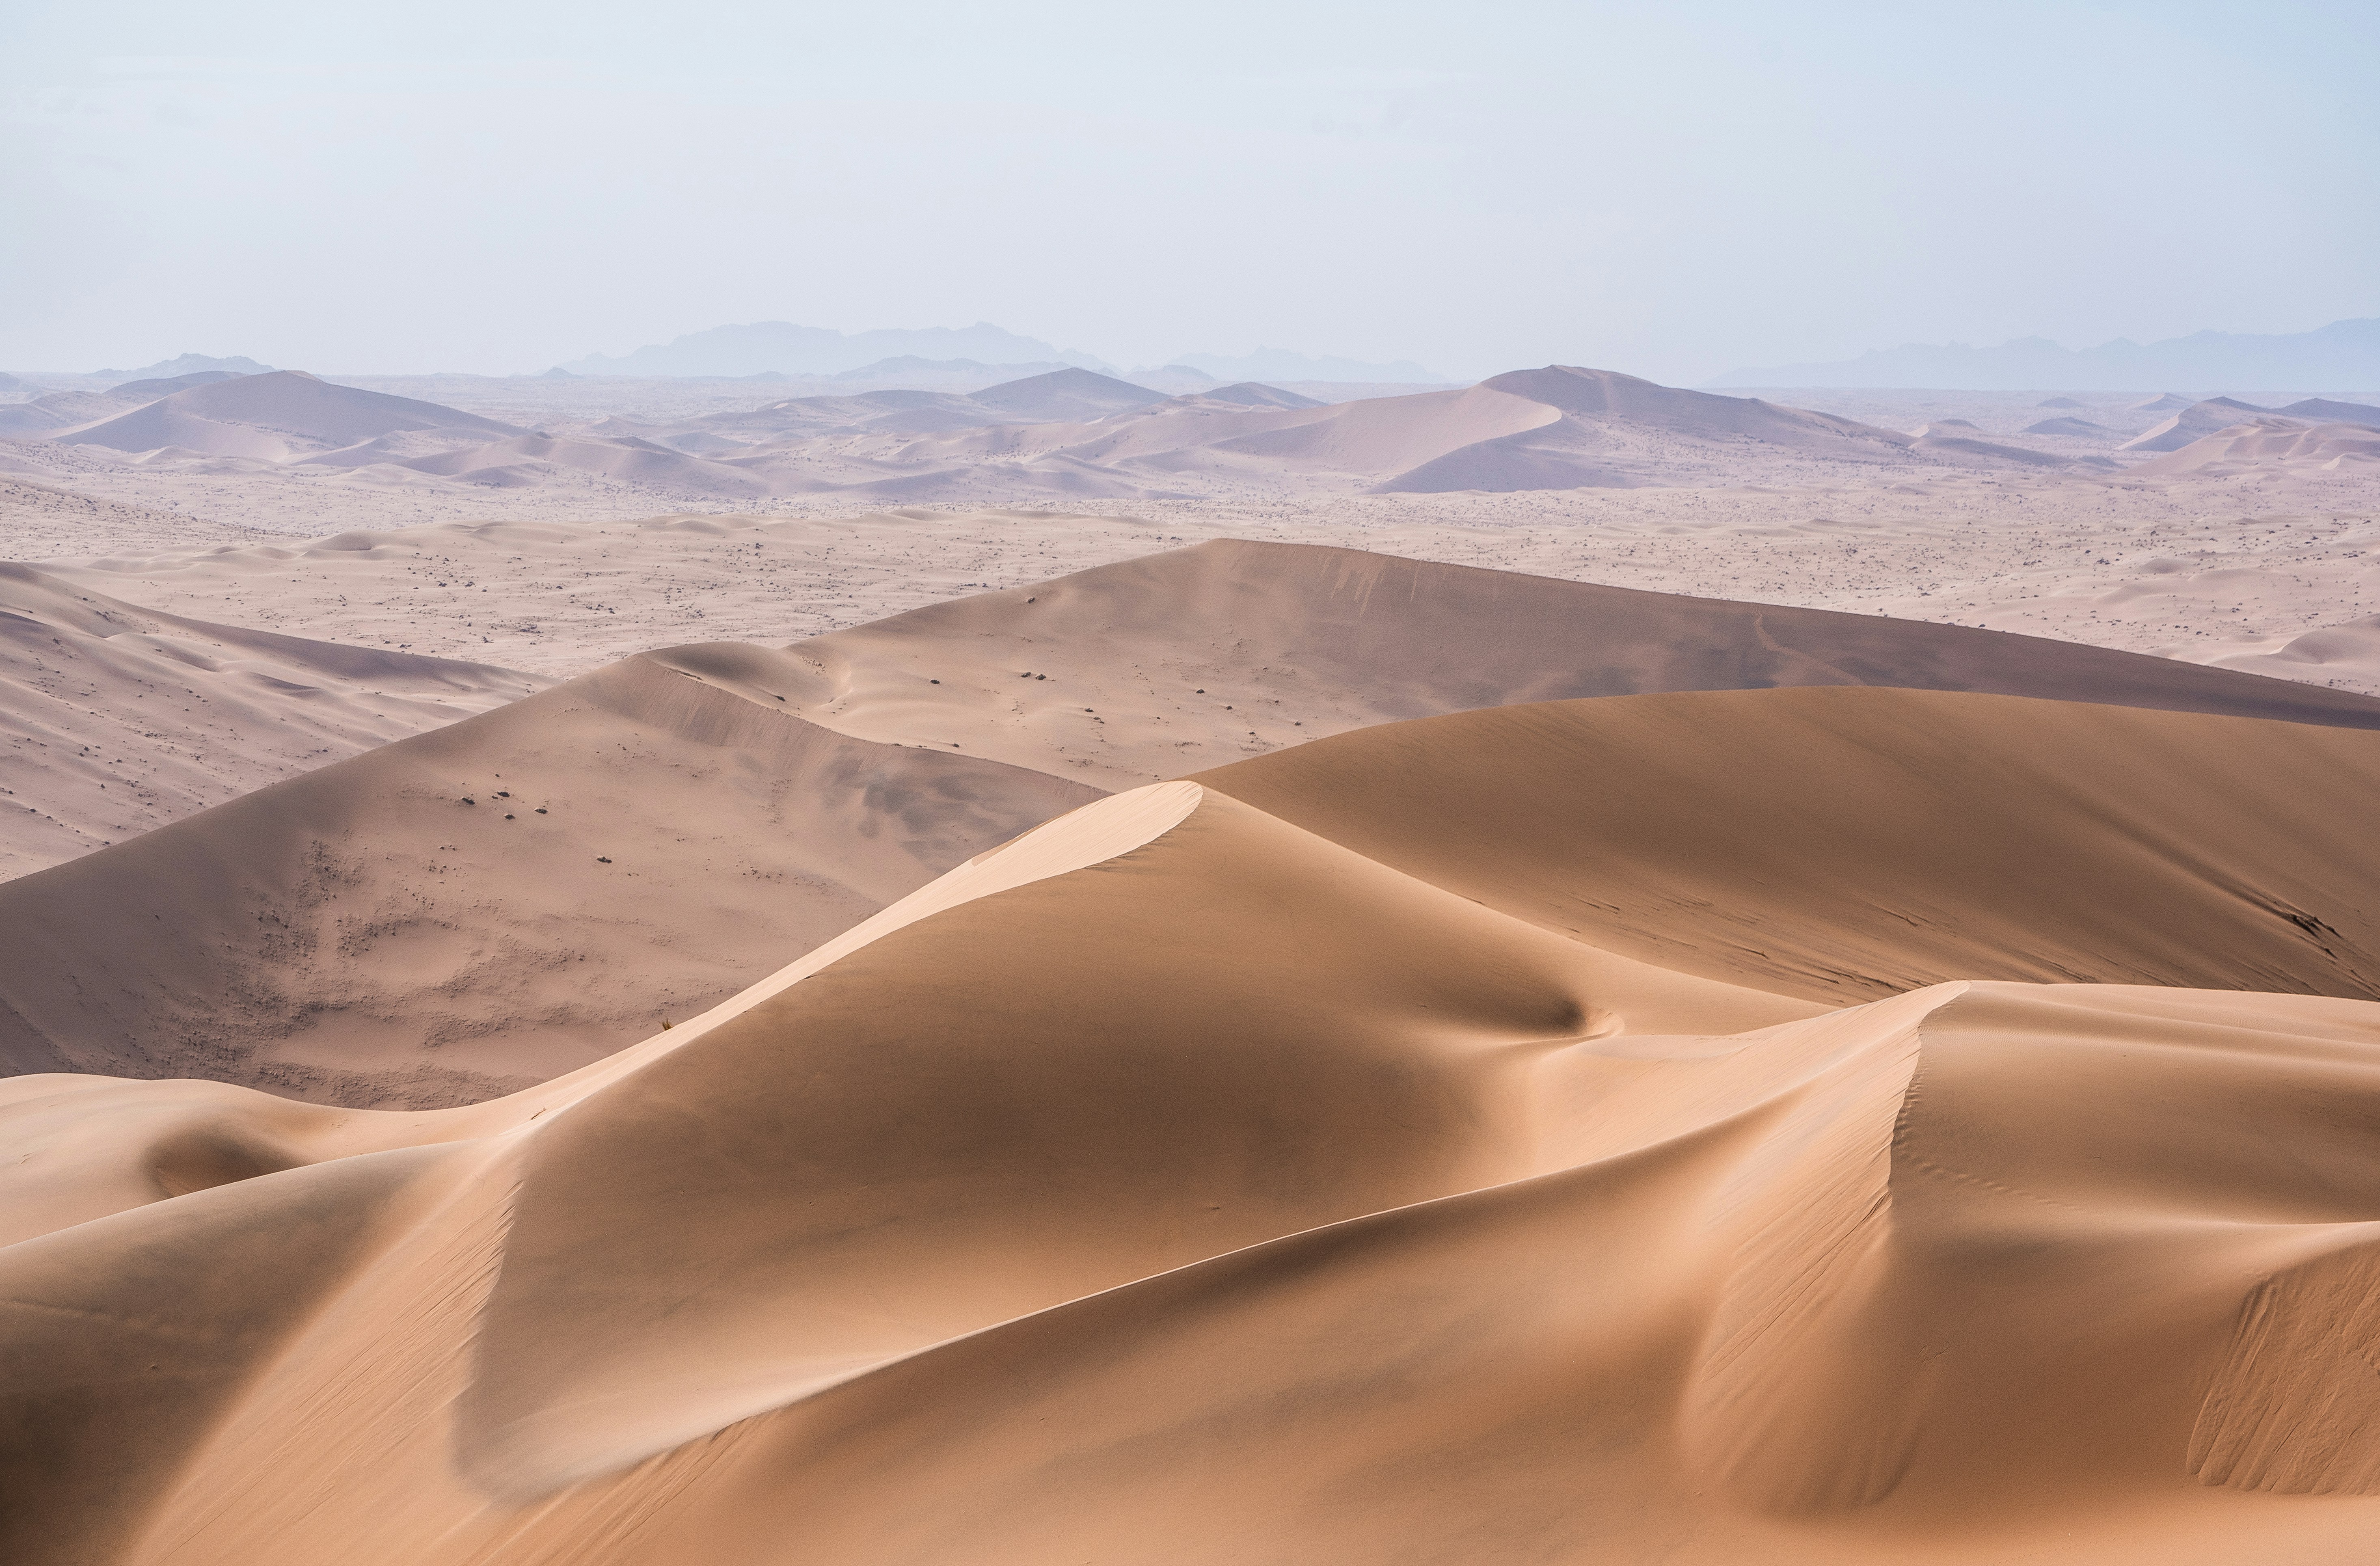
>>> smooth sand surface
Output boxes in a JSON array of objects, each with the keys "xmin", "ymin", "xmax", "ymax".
[
  {"xmin": 9, "ymin": 364, "xmax": 2380, "ymax": 1557},
  {"xmin": 1196, "ymin": 687, "xmax": 2380, "ymax": 1004},
  {"xmin": 9, "ymin": 545, "xmax": 2377, "ymax": 1110},
  {"xmin": 0, "ymin": 562, "xmax": 542, "ymax": 877},
  {"xmin": 0, "ymin": 641, "xmax": 1099, "ymax": 1106},
  {"xmin": 6, "ymin": 728, "xmax": 2380, "ymax": 1562},
  {"xmin": 773, "ymin": 538, "xmax": 2380, "ymax": 788}
]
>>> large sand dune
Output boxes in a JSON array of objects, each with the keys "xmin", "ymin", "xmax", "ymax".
[
  {"xmin": 0, "ymin": 645, "xmax": 1099, "ymax": 1105},
  {"xmin": 2139, "ymin": 418, "xmax": 2380, "ymax": 475},
  {"xmin": 1198, "ymin": 687, "xmax": 2380, "ymax": 1004},
  {"xmin": 0, "ymin": 562, "xmax": 543, "ymax": 877},
  {"xmin": 9, "ymin": 698, "xmax": 2380, "ymax": 1562},
  {"xmin": 2119, "ymin": 395, "xmax": 2289, "ymax": 453},
  {"xmin": 777, "ymin": 538, "xmax": 2380, "ymax": 787},
  {"xmin": 821, "ymin": 366, "xmax": 2045, "ymax": 499},
  {"xmin": 58, "ymin": 371, "xmax": 525, "ymax": 462},
  {"xmin": 9, "ymin": 543, "xmax": 2378, "ymax": 1109}
]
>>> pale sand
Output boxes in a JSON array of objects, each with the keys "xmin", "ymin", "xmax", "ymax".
[
  {"xmin": 7, "ymin": 543, "xmax": 2372, "ymax": 1107},
  {"xmin": 22, "ymin": 478, "xmax": 2379, "ymax": 700},
  {"xmin": 6, "ymin": 693, "xmax": 2380, "ymax": 1562},
  {"xmin": 0, "ymin": 562, "xmax": 543, "ymax": 877},
  {"xmin": 9, "ymin": 371, "xmax": 2380, "ymax": 1558},
  {"xmin": 3, "ymin": 372, "xmax": 2372, "ymax": 718}
]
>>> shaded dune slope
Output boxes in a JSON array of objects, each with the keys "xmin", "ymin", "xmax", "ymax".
[
  {"xmin": 1378, "ymin": 366, "xmax": 1919, "ymax": 492},
  {"xmin": 0, "ymin": 644, "xmax": 1098, "ymax": 1106},
  {"xmin": 8, "ymin": 763, "xmax": 2380, "ymax": 1563},
  {"xmin": 56, "ymin": 371, "xmax": 523, "ymax": 460},
  {"xmin": 8, "ymin": 543, "xmax": 2380, "ymax": 1112},
  {"xmin": 779, "ymin": 539, "xmax": 2380, "ymax": 788},
  {"xmin": 0, "ymin": 562, "xmax": 546, "ymax": 878}
]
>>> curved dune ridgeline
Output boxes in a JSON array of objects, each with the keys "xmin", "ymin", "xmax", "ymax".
[
  {"xmin": 11, "ymin": 545, "xmax": 2380, "ymax": 1561},
  {"xmin": 7, "ymin": 756, "xmax": 2380, "ymax": 1562}
]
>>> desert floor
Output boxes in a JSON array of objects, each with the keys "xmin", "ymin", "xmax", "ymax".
[{"xmin": 8, "ymin": 447, "xmax": 2375, "ymax": 696}]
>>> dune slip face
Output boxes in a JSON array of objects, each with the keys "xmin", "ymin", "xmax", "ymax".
[
  {"xmin": 7, "ymin": 754, "xmax": 2380, "ymax": 1563},
  {"xmin": 9, "ymin": 542, "xmax": 2380, "ymax": 1115},
  {"xmin": 11, "ymin": 545, "xmax": 2380, "ymax": 1562},
  {"xmin": 0, "ymin": 643, "xmax": 1101, "ymax": 1106}
]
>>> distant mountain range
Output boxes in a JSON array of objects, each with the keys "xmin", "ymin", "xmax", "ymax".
[
  {"xmin": 1713, "ymin": 318, "xmax": 2380, "ymax": 392},
  {"xmin": 93, "ymin": 353, "xmax": 276, "ymax": 383}
]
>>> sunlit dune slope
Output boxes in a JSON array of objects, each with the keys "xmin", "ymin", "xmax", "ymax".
[
  {"xmin": 2137, "ymin": 418, "xmax": 2380, "ymax": 475},
  {"xmin": 10, "ymin": 541, "xmax": 2380, "ymax": 1114},
  {"xmin": 780, "ymin": 538, "xmax": 2380, "ymax": 788},
  {"xmin": 8, "ymin": 768, "xmax": 2380, "ymax": 1564},
  {"xmin": 0, "ymin": 642, "xmax": 1097, "ymax": 1106},
  {"xmin": 0, "ymin": 561, "xmax": 546, "ymax": 877},
  {"xmin": 1196, "ymin": 686, "xmax": 2380, "ymax": 1004}
]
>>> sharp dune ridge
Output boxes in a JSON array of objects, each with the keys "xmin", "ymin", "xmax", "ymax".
[
  {"xmin": 11, "ymin": 542, "xmax": 2380, "ymax": 1561},
  {"xmin": 9, "ymin": 756, "xmax": 2380, "ymax": 1562}
]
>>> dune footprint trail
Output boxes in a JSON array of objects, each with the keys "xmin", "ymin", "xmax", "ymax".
[{"xmin": 8, "ymin": 676, "xmax": 2380, "ymax": 1564}]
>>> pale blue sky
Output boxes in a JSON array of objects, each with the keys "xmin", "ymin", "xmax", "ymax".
[{"xmin": 4, "ymin": 0, "xmax": 2374, "ymax": 380}]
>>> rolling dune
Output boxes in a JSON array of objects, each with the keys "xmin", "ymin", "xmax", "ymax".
[
  {"xmin": 9, "ymin": 703, "xmax": 2380, "ymax": 1563},
  {"xmin": 0, "ymin": 642, "xmax": 1098, "ymax": 1105},
  {"xmin": 57, "ymin": 371, "xmax": 523, "ymax": 460},
  {"xmin": 0, "ymin": 562, "xmax": 544, "ymax": 877},
  {"xmin": 10, "ymin": 544, "xmax": 2380, "ymax": 1112},
  {"xmin": 778, "ymin": 538, "xmax": 2380, "ymax": 788},
  {"xmin": 2138, "ymin": 419, "xmax": 2380, "ymax": 475}
]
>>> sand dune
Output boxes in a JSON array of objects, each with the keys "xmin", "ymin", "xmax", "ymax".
[
  {"xmin": 104, "ymin": 369, "xmax": 247, "ymax": 401},
  {"xmin": 0, "ymin": 643, "xmax": 1099, "ymax": 1105},
  {"xmin": 0, "ymin": 562, "xmax": 543, "ymax": 878},
  {"xmin": 58, "ymin": 371, "xmax": 524, "ymax": 460},
  {"xmin": 1376, "ymin": 366, "xmax": 1933, "ymax": 491},
  {"xmin": 2021, "ymin": 414, "xmax": 2108, "ymax": 435},
  {"xmin": 1905, "ymin": 429, "xmax": 2077, "ymax": 467},
  {"xmin": 9, "ymin": 691, "xmax": 2380, "ymax": 1562},
  {"xmin": 19, "ymin": 365, "xmax": 2123, "ymax": 508},
  {"xmin": 0, "ymin": 388, "xmax": 142, "ymax": 436},
  {"xmin": 2278, "ymin": 397, "xmax": 2380, "ymax": 427},
  {"xmin": 1198, "ymin": 687, "xmax": 2380, "ymax": 1004},
  {"xmin": 2138, "ymin": 419, "xmax": 2380, "ymax": 475},
  {"xmin": 776, "ymin": 539, "xmax": 2380, "ymax": 787},
  {"xmin": 11, "ymin": 538, "xmax": 2380, "ymax": 1113},
  {"xmin": 382, "ymin": 432, "xmax": 778, "ymax": 497},
  {"xmin": 2193, "ymin": 613, "xmax": 2380, "ymax": 691},
  {"xmin": 1194, "ymin": 380, "xmax": 1326, "ymax": 409},
  {"xmin": 13, "ymin": 541, "xmax": 2376, "ymax": 1109},
  {"xmin": 904, "ymin": 366, "xmax": 2057, "ymax": 499},
  {"xmin": 2120, "ymin": 396, "xmax": 2288, "ymax": 452},
  {"xmin": 965, "ymin": 366, "xmax": 1166, "ymax": 421}
]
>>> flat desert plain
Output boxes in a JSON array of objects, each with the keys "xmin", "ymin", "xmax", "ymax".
[{"xmin": 4, "ymin": 363, "xmax": 2380, "ymax": 1564}]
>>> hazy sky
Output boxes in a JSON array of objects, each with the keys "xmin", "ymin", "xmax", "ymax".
[{"xmin": 5, "ymin": 0, "xmax": 2375, "ymax": 382}]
